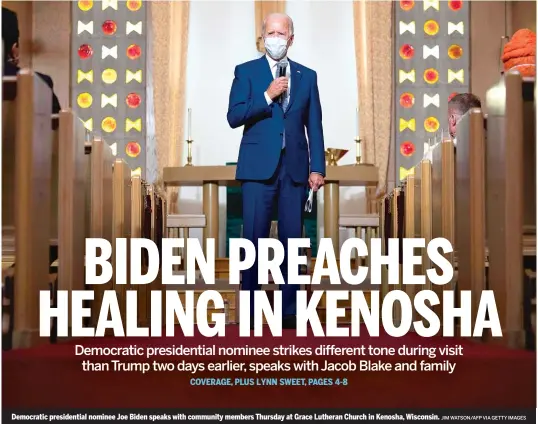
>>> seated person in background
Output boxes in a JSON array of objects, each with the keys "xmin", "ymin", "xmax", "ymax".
[
  {"xmin": 502, "ymin": 28, "xmax": 536, "ymax": 78},
  {"xmin": 422, "ymin": 93, "xmax": 481, "ymax": 161},
  {"xmin": 2, "ymin": 7, "xmax": 61, "ymax": 114},
  {"xmin": 448, "ymin": 93, "xmax": 482, "ymax": 142}
]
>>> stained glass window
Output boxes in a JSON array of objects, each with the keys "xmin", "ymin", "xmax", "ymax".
[
  {"xmin": 72, "ymin": 0, "xmax": 147, "ymax": 177},
  {"xmin": 395, "ymin": 0, "xmax": 469, "ymax": 175}
]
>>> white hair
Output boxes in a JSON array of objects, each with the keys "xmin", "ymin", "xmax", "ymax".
[{"xmin": 262, "ymin": 13, "xmax": 294, "ymax": 36}]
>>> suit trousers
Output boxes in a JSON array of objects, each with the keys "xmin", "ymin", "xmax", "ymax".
[{"xmin": 241, "ymin": 149, "xmax": 307, "ymax": 317}]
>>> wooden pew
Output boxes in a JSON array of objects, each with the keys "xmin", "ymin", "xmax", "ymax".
[
  {"xmin": 86, "ymin": 137, "xmax": 114, "ymax": 324},
  {"xmin": 2, "ymin": 71, "xmax": 53, "ymax": 349},
  {"xmin": 455, "ymin": 108, "xmax": 487, "ymax": 330},
  {"xmin": 392, "ymin": 187, "xmax": 402, "ymax": 322},
  {"xmin": 430, "ymin": 140, "xmax": 456, "ymax": 325},
  {"xmin": 46, "ymin": 110, "xmax": 87, "ymax": 341},
  {"xmin": 56, "ymin": 110, "xmax": 87, "ymax": 294},
  {"xmin": 412, "ymin": 159, "xmax": 433, "ymax": 292},
  {"xmin": 130, "ymin": 176, "xmax": 155, "ymax": 325},
  {"xmin": 485, "ymin": 71, "xmax": 536, "ymax": 348},
  {"xmin": 112, "ymin": 159, "xmax": 132, "ymax": 323},
  {"xmin": 404, "ymin": 172, "xmax": 416, "ymax": 305}
]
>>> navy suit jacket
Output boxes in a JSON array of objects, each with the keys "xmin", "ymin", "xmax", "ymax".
[{"xmin": 227, "ymin": 56, "xmax": 325, "ymax": 184}]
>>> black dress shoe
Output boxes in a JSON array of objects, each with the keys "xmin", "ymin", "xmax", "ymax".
[{"xmin": 282, "ymin": 315, "xmax": 296, "ymax": 330}]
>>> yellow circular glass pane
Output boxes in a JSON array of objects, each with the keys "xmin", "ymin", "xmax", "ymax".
[
  {"xmin": 102, "ymin": 68, "xmax": 117, "ymax": 84},
  {"xmin": 102, "ymin": 117, "xmax": 117, "ymax": 133},
  {"xmin": 77, "ymin": 93, "xmax": 93, "ymax": 108},
  {"xmin": 424, "ymin": 20, "xmax": 439, "ymax": 36},
  {"xmin": 424, "ymin": 117, "xmax": 440, "ymax": 133},
  {"xmin": 78, "ymin": 0, "xmax": 93, "ymax": 11},
  {"xmin": 127, "ymin": 0, "xmax": 142, "ymax": 11}
]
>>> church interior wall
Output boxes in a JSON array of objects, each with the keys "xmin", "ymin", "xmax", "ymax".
[{"xmin": 5, "ymin": 0, "xmax": 535, "ymax": 256}]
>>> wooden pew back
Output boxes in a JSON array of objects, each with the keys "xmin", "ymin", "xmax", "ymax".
[
  {"xmin": 50, "ymin": 123, "xmax": 59, "ymax": 250},
  {"xmin": 130, "ymin": 175, "xmax": 149, "ymax": 325},
  {"xmin": 86, "ymin": 138, "xmax": 114, "ymax": 324},
  {"xmin": 404, "ymin": 174, "xmax": 416, "ymax": 303},
  {"xmin": 112, "ymin": 159, "xmax": 132, "ymax": 321},
  {"xmin": 426, "ymin": 143, "xmax": 449, "ymax": 321},
  {"xmin": 86, "ymin": 138, "xmax": 114, "ymax": 241},
  {"xmin": 413, "ymin": 160, "xmax": 433, "ymax": 290},
  {"xmin": 455, "ymin": 108, "xmax": 487, "ymax": 326},
  {"xmin": 57, "ymin": 111, "xmax": 87, "ymax": 292},
  {"xmin": 2, "ymin": 72, "xmax": 53, "ymax": 348},
  {"xmin": 2, "ymin": 78, "xmax": 17, "ymax": 266},
  {"xmin": 432, "ymin": 141, "xmax": 455, "ymax": 262},
  {"xmin": 485, "ymin": 71, "xmax": 535, "ymax": 347}
]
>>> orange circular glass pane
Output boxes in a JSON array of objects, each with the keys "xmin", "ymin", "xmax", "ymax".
[
  {"xmin": 424, "ymin": 68, "xmax": 439, "ymax": 84},
  {"xmin": 449, "ymin": 0, "xmax": 463, "ymax": 11},
  {"xmin": 102, "ymin": 117, "xmax": 117, "ymax": 133},
  {"xmin": 127, "ymin": 0, "xmax": 142, "ymax": 11},
  {"xmin": 77, "ymin": 93, "xmax": 92, "ymax": 108},
  {"xmin": 424, "ymin": 20, "xmax": 439, "ymax": 36},
  {"xmin": 102, "ymin": 68, "xmax": 117, "ymax": 84},
  {"xmin": 126, "ymin": 142, "xmax": 141, "ymax": 158},
  {"xmin": 127, "ymin": 44, "xmax": 141, "ymax": 60},
  {"xmin": 400, "ymin": 0, "xmax": 414, "ymax": 11},
  {"xmin": 78, "ymin": 0, "xmax": 93, "ymax": 11},
  {"xmin": 448, "ymin": 92, "xmax": 459, "ymax": 102},
  {"xmin": 424, "ymin": 117, "xmax": 440, "ymax": 133},
  {"xmin": 399, "ymin": 92, "xmax": 415, "ymax": 109},
  {"xmin": 400, "ymin": 141, "xmax": 415, "ymax": 157},
  {"xmin": 399, "ymin": 44, "xmax": 415, "ymax": 60},
  {"xmin": 448, "ymin": 44, "xmax": 463, "ymax": 60}
]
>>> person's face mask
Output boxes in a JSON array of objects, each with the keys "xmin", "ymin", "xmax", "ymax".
[{"xmin": 264, "ymin": 37, "xmax": 289, "ymax": 61}]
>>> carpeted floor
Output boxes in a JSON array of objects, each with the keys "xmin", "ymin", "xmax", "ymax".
[{"xmin": 3, "ymin": 325, "xmax": 536, "ymax": 409}]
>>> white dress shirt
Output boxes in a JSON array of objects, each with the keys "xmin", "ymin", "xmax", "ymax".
[{"xmin": 264, "ymin": 55, "xmax": 290, "ymax": 106}]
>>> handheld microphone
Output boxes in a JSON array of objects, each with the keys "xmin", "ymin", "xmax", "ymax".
[
  {"xmin": 277, "ymin": 60, "xmax": 288, "ymax": 78},
  {"xmin": 276, "ymin": 60, "xmax": 288, "ymax": 104}
]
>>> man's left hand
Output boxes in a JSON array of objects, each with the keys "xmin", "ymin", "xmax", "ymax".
[{"xmin": 309, "ymin": 173, "xmax": 325, "ymax": 192}]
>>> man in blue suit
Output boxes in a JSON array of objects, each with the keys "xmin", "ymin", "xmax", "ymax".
[{"xmin": 227, "ymin": 13, "xmax": 325, "ymax": 329}]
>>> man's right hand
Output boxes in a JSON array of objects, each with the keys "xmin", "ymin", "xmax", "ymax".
[{"xmin": 266, "ymin": 77, "xmax": 288, "ymax": 100}]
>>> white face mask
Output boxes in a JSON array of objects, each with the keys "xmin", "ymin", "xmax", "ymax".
[{"xmin": 264, "ymin": 37, "xmax": 289, "ymax": 60}]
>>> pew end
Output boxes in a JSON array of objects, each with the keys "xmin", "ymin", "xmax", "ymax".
[
  {"xmin": 2, "ymin": 71, "xmax": 54, "ymax": 348},
  {"xmin": 485, "ymin": 71, "xmax": 535, "ymax": 348},
  {"xmin": 455, "ymin": 108, "xmax": 486, "ymax": 337}
]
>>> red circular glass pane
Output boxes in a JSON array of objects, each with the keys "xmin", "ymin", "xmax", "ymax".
[
  {"xmin": 448, "ymin": 92, "xmax": 459, "ymax": 102},
  {"xmin": 448, "ymin": 0, "xmax": 463, "ymax": 11},
  {"xmin": 126, "ymin": 93, "xmax": 141, "ymax": 108},
  {"xmin": 399, "ymin": 44, "xmax": 415, "ymax": 60},
  {"xmin": 126, "ymin": 142, "xmax": 141, "ymax": 158},
  {"xmin": 400, "ymin": 0, "xmax": 414, "ymax": 11},
  {"xmin": 102, "ymin": 20, "xmax": 117, "ymax": 35},
  {"xmin": 78, "ymin": 44, "xmax": 93, "ymax": 60},
  {"xmin": 127, "ymin": 44, "xmax": 141, "ymax": 60},
  {"xmin": 400, "ymin": 141, "xmax": 415, "ymax": 157},
  {"xmin": 399, "ymin": 93, "xmax": 415, "ymax": 109}
]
